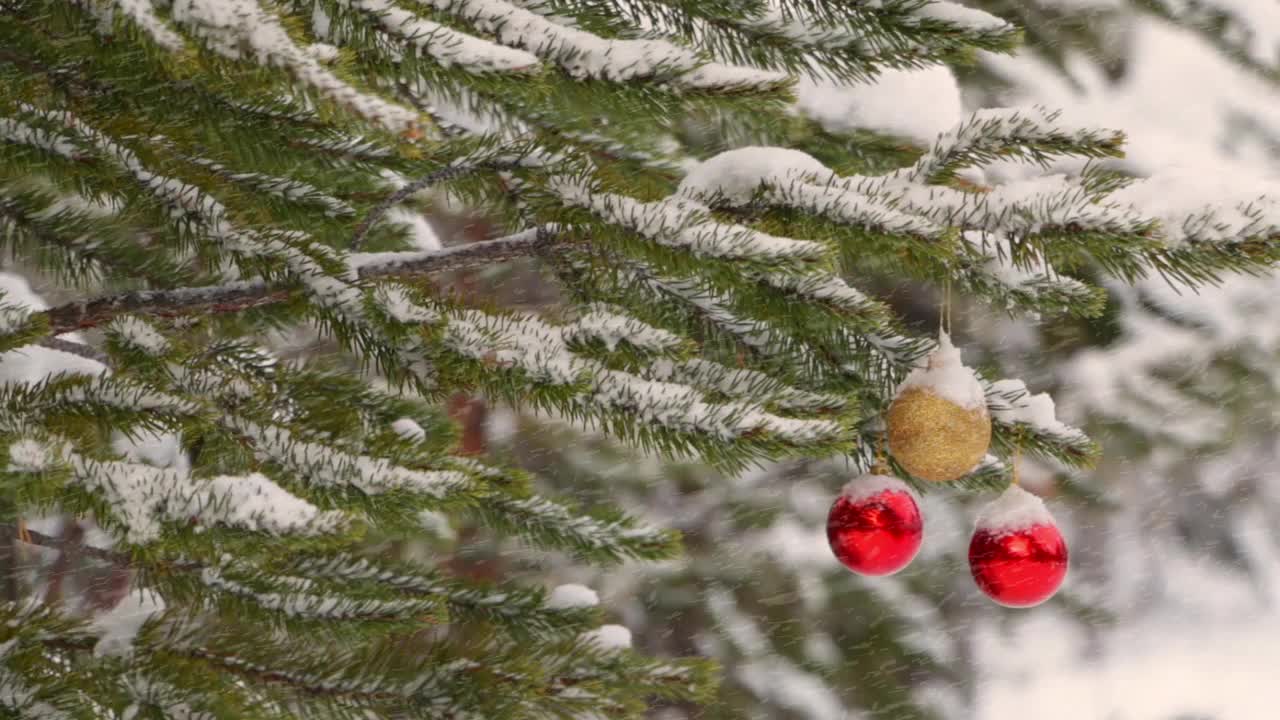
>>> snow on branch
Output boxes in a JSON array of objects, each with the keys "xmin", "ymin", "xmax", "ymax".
[
  {"xmin": 898, "ymin": 107, "xmax": 1126, "ymax": 184},
  {"xmin": 475, "ymin": 494, "xmax": 678, "ymax": 562},
  {"xmin": 984, "ymin": 379, "xmax": 1095, "ymax": 466},
  {"xmin": 758, "ymin": 272, "xmax": 878, "ymax": 316},
  {"xmin": 733, "ymin": 3, "xmax": 868, "ymax": 49},
  {"xmin": 160, "ymin": 143, "xmax": 356, "ymax": 217},
  {"xmin": 111, "ymin": 0, "xmax": 188, "ymax": 50},
  {"xmin": 290, "ymin": 552, "xmax": 596, "ymax": 631},
  {"xmin": 985, "ymin": 379, "xmax": 1086, "ymax": 444},
  {"xmin": 164, "ymin": 0, "xmax": 420, "ymax": 131},
  {"xmin": 445, "ymin": 308, "xmax": 840, "ymax": 446},
  {"xmin": 551, "ymin": 176, "xmax": 829, "ymax": 264},
  {"xmin": 675, "ymin": 147, "xmax": 1149, "ymax": 248},
  {"xmin": 5, "ymin": 375, "xmax": 201, "ymax": 422},
  {"xmin": 961, "ymin": 231, "xmax": 1101, "ymax": 314},
  {"xmin": 199, "ymin": 564, "xmax": 438, "ymax": 620},
  {"xmin": 38, "ymin": 228, "xmax": 557, "ymax": 333},
  {"xmin": 903, "ymin": 0, "xmax": 1013, "ymax": 35},
  {"xmin": 22, "ymin": 106, "xmax": 369, "ymax": 319},
  {"xmin": 349, "ymin": 0, "xmax": 541, "ymax": 74},
  {"xmin": 105, "ymin": 316, "xmax": 171, "ymax": 356},
  {"xmin": 229, "ymin": 417, "xmax": 469, "ymax": 497},
  {"xmin": 877, "ymin": 172, "xmax": 1151, "ymax": 238},
  {"xmin": 676, "ymin": 148, "xmax": 943, "ymax": 238},
  {"xmin": 65, "ymin": 452, "xmax": 348, "ymax": 543},
  {"xmin": 648, "ymin": 358, "xmax": 846, "ymax": 413},
  {"xmin": 562, "ymin": 304, "xmax": 685, "ymax": 354},
  {"xmin": 1109, "ymin": 169, "xmax": 1280, "ymax": 247},
  {"xmin": 421, "ymin": 0, "xmax": 787, "ymax": 89},
  {"xmin": 0, "ymin": 638, "xmax": 71, "ymax": 719},
  {"xmin": 0, "ymin": 117, "xmax": 81, "ymax": 159}
]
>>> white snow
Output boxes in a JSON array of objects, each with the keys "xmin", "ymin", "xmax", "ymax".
[
  {"xmin": 235, "ymin": 419, "xmax": 469, "ymax": 497},
  {"xmin": 896, "ymin": 332, "xmax": 987, "ymax": 410},
  {"xmin": 562, "ymin": 305, "xmax": 683, "ymax": 353},
  {"xmin": 374, "ymin": 283, "xmax": 441, "ymax": 325},
  {"xmin": 677, "ymin": 147, "xmax": 832, "ymax": 206},
  {"xmin": 417, "ymin": 0, "xmax": 784, "ymax": 89},
  {"xmin": 839, "ymin": 472, "xmax": 918, "ymax": 505},
  {"xmin": 0, "ymin": 637, "xmax": 69, "ymax": 718},
  {"xmin": 446, "ymin": 308, "xmax": 840, "ymax": 444},
  {"xmin": 200, "ymin": 565, "xmax": 433, "ymax": 619},
  {"xmin": 910, "ymin": 0, "xmax": 1012, "ymax": 32},
  {"xmin": 391, "ymin": 417, "xmax": 426, "ymax": 441},
  {"xmin": 987, "ymin": 378, "xmax": 1084, "ymax": 441},
  {"xmin": 90, "ymin": 587, "xmax": 166, "ymax": 658},
  {"xmin": 0, "ymin": 117, "xmax": 80, "ymax": 158},
  {"xmin": 353, "ymin": 0, "xmax": 539, "ymax": 75},
  {"xmin": 553, "ymin": 176, "xmax": 827, "ymax": 262},
  {"xmin": 546, "ymin": 583, "xmax": 599, "ymax": 609},
  {"xmin": 580, "ymin": 623, "xmax": 631, "ymax": 651},
  {"xmin": 0, "ymin": 273, "xmax": 106, "ymax": 384},
  {"xmin": 974, "ymin": 484, "xmax": 1056, "ymax": 534},
  {"xmin": 111, "ymin": 429, "xmax": 188, "ymax": 476},
  {"xmin": 304, "ymin": 42, "xmax": 340, "ymax": 63},
  {"xmin": 795, "ymin": 65, "xmax": 962, "ymax": 145},
  {"xmin": 648, "ymin": 358, "xmax": 844, "ymax": 412},
  {"xmin": 75, "ymin": 449, "xmax": 346, "ymax": 543},
  {"xmin": 417, "ymin": 509, "xmax": 455, "ymax": 540},
  {"xmin": 976, "ymin": 602, "xmax": 1280, "ymax": 720},
  {"xmin": 7, "ymin": 439, "xmax": 51, "ymax": 472},
  {"xmin": 385, "ymin": 206, "xmax": 442, "ymax": 251},
  {"xmin": 762, "ymin": 274, "xmax": 870, "ymax": 311},
  {"xmin": 170, "ymin": 0, "xmax": 421, "ymax": 131},
  {"xmin": 177, "ymin": 472, "xmax": 348, "ymax": 536},
  {"xmin": 1109, "ymin": 167, "xmax": 1280, "ymax": 246},
  {"xmin": 108, "ymin": 317, "xmax": 170, "ymax": 355},
  {"xmin": 113, "ymin": 0, "xmax": 187, "ymax": 50}
]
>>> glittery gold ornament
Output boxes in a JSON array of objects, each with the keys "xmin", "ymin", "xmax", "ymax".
[
  {"xmin": 887, "ymin": 387, "xmax": 991, "ymax": 482},
  {"xmin": 886, "ymin": 332, "xmax": 991, "ymax": 482}
]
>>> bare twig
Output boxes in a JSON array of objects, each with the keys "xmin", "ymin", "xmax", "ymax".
[
  {"xmin": 39, "ymin": 227, "xmax": 561, "ymax": 333},
  {"xmin": 355, "ymin": 226, "xmax": 560, "ymax": 278}
]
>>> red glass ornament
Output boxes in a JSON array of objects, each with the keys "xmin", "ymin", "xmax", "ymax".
[
  {"xmin": 969, "ymin": 522, "xmax": 1068, "ymax": 608},
  {"xmin": 827, "ymin": 475, "xmax": 923, "ymax": 576}
]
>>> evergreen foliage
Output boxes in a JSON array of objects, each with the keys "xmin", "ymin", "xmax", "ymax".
[{"xmin": 0, "ymin": 0, "xmax": 1277, "ymax": 718}]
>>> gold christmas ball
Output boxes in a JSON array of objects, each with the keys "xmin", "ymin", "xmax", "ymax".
[{"xmin": 887, "ymin": 386, "xmax": 991, "ymax": 482}]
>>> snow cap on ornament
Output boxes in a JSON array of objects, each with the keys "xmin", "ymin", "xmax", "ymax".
[
  {"xmin": 827, "ymin": 471, "xmax": 923, "ymax": 577},
  {"xmin": 969, "ymin": 484, "xmax": 1069, "ymax": 608},
  {"xmin": 887, "ymin": 331, "xmax": 991, "ymax": 482}
]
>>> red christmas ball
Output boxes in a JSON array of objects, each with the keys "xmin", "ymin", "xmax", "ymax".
[
  {"xmin": 968, "ymin": 486, "xmax": 1068, "ymax": 608},
  {"xmin": 827, "ymin": 473, "xmax": 923, "ymax": 576}
]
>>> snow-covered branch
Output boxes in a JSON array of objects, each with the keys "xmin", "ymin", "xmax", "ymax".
[{"xmin": 39, "ymin": 228, "xmax": 559, "ymax": 333}]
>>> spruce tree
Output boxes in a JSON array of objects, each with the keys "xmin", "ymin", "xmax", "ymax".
[{"xmin": 1, "ymin": 1, "xmax": 1278, "ymax": 719}]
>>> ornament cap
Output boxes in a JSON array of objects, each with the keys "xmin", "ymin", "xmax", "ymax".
[
  {"xmin": 975, "ymin": 484, "xmax": 1055, "ymax": 535},
  {"xmin": 840, "ymin": 471, "xmax": 916, "ymax": 504},
  {"xmin": 895, "ymin": 334, "xmax": 986, "ymax": 411}
]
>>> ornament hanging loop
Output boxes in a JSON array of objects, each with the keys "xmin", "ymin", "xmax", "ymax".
[
  {"xmin": 944, "ymin": 277, "xmax": 953, "ymax": 337},
  {"xmin": 938, "ymin": 277, "xmax": 954, "ymax": 339},
  {"xmin": 872, "ymin": 431, "xmax": 889, "ymax": 474}
]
